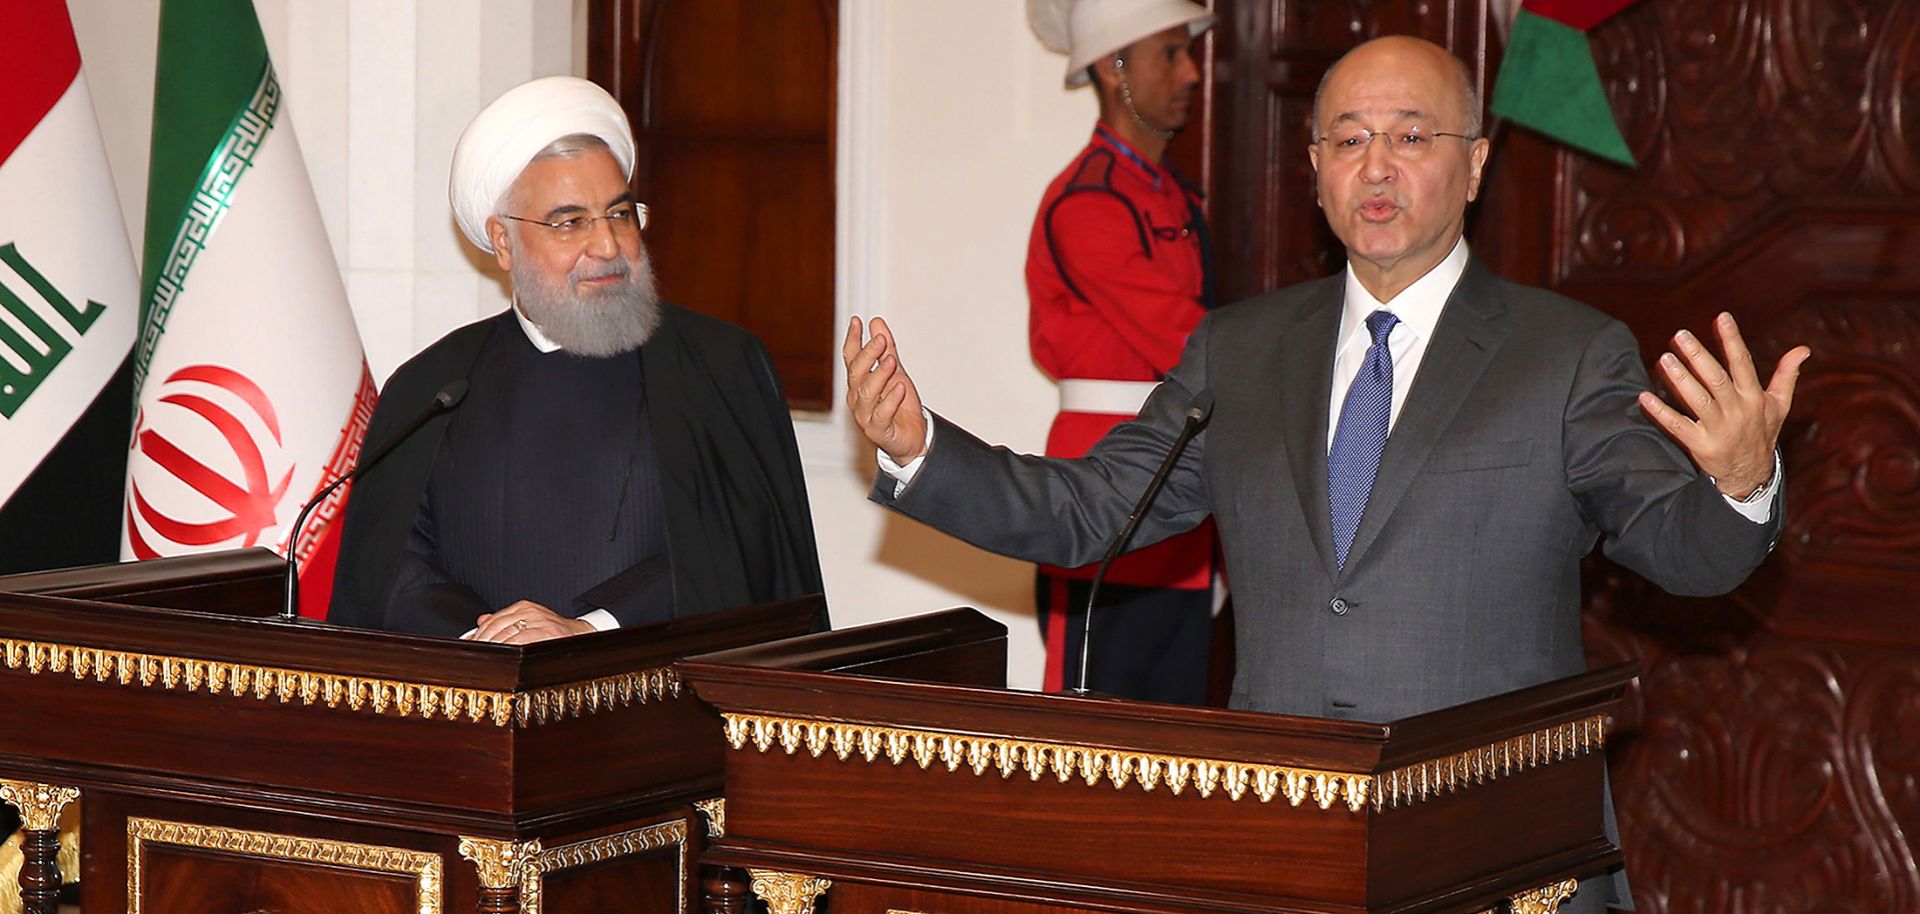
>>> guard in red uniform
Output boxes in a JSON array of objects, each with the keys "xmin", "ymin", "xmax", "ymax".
[{"xmin": 1026, "ymin": 0, "xmax": 1218, "ymax": 703}]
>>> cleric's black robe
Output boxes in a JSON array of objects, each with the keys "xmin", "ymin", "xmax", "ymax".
[{"xmin": 326, "ymin": 304, "xmax": 824, "ymax": 634}]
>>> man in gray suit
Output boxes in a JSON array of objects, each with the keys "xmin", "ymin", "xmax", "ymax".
[{"xmin": 843, "ymin": 36, "xmax": 1809, "ymax": 910}]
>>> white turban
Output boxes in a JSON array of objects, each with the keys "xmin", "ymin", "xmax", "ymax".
[{"xmin": 449, "ymin": 76, "xmax": 637, "ymax": 253}]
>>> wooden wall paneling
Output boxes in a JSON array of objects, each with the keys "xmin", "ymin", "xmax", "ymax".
[
  {"xmin": 1208, "ymin": 0, "xmax": 1920, "ymax": 910},
  {"xmin": 587, "ymin": 0, "xmax": 838, "ymax": 411},
  {"xmin": 1474, "ymin": 1, "xmax": 1920, "ymax": 910}
]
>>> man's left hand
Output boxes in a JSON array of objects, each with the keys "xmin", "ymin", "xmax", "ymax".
[
  {"xmin": 1638, "ymin": 312, "xmax": 1812, "ymax": 499},
  {"xmin": 468, "ymin": 600, "xmax": 594, "ymax": 644}
]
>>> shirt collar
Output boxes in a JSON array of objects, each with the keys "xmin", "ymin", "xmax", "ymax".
[
  {"xmin": 1093, "ymin": 124, "xmax": 1163, "ymax": 189},
  {"xmin": 511, "ymin": 299, "xmax": 563, "ymax": 353},
  {"xmin": 1340, "ymin": 236, "xmax": 1470, "ymax": 345}
]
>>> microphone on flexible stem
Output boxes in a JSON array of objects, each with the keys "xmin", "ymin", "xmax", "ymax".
[
  {"xmin": 1072, "ymin": 389, "xmax": 1214, "ymax": 697},
  {"xmin": 280, "ymin": 380, "xmax": 469, "ymax": 622}
]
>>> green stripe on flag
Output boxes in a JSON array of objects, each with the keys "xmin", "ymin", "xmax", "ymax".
[
  {"xmin": 136, "ymin": 0, "xmax": 275, "ymax": 391},
  {"xmin": 1491, "ymin": 10, "xmax": 1635, "ymax": 167},
  {"xmin": 133, "ymin": 64, "xmax": 278, "ymax": 393}
]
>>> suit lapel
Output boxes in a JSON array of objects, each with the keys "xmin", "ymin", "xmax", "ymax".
[
  {"xmin": 1340, "ymin": 258, "xmax": 1511, "ymax": 574},
  {"xmin": 1274, "ymin": 282, "xmax": 1344, "ymax": 578}
]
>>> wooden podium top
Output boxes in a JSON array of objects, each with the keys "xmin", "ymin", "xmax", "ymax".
[
  {"xmin": 681, "ymin": 611, "xmax": 1632, "ymax": 914},
  {"xmin": 0, "ymin": 549, "xmax": 821, "ymax": 838}
]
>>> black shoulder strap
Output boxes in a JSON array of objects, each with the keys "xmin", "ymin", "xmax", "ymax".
[{"xmin": 1044, "ymin": 149, "xmax": 1153, "ymax": 304}]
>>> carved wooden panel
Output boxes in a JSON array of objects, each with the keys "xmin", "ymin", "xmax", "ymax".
[
  {"xmin": 1490, "ymin": 2, "xmax": 1920, "ymax": 912},
  {"xmin": 1563, "ymin": 1, "xmax": 1920, "ymax": 280}
]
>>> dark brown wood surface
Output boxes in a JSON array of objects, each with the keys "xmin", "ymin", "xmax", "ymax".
[
  {"xmin": 586, "ymin": 0, "xmax": 838, "ymax": 410},
  {"xmin": 686, "ymin": 612, "xmax": 1628, "ymax": 914},
  {"xmin": 0, "ymin": 555, "xmax": 828, "ymax": 913},
  {"xmin": 0, "ymin": 547, "xmax": 283, "ymax": 614}
]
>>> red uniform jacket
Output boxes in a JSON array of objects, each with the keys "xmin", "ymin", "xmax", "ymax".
[{"xmin": 1026, "ymin": 125, "xmax": 1216, "ymax": 589}]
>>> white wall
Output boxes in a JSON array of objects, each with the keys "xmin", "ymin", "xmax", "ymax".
[{"xmin": 68, "ymin": 0, "xmax": 1097, "ymax": 690}]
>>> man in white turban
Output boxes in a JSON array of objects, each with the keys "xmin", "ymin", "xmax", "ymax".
[
  {"xmin": 1019, "ymin": 0, "xmax": 1219, "ymax": 704},
  {"xmin": 329, "ymin": 76, "xmax": 823, "ymax": 642}
]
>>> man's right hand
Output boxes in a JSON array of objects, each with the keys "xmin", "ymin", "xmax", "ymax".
[{"xmin": 843, "ymin": 316, "xmax": 929, "ymax": 464}]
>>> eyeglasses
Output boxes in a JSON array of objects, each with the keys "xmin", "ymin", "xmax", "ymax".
[
  {"xmin": 1314, "ymin": 126, "xmax": 1477, "ymax": 161},
  {"xmin": 500, "ymin": 202, "xmax": 649, "ymax": 241}
]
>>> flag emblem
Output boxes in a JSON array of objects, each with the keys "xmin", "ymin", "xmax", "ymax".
[{"xmin": 126, "ymin": 365, "xmax": 293, "ymax": 559}]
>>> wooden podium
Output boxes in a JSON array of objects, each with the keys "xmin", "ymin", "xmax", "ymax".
[
  {"xmin": 680, "ymin": 611, "xmax": 1632, "ymax": 914},
  {"xmin": 0, "ymin": 549, "xmax": 820, "ymax": 914}
]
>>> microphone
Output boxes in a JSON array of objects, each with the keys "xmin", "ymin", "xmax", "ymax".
[
  {"xmin": 280, "ymin": 380, "xmax": 469, "ymax": 622},
  {"xmin": 1073, "ymin": 389, "xmax": 1214, "ymax": 696}
]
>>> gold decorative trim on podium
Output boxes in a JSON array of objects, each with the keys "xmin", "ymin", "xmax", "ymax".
[
  {"xmin": 1477, "ymin": 877, "xmax": 1579, "ymax": 914},
  {"xmin": 0, "ymin": 637, "xmax": 680, "ymax": 728},
  {"xmin": 723, "ymin": 713, "xmax": 1611, "ymax": 813},
  {"xmin": 722, "ymin": 713, "xmax": 1373, "ymax": 811},
  {"xmin": 523, "ymin": 818, "xmax": 688, "ymax": 914},
  {"xmin": 128, "ymin": 817, "xmax": 443, "ymax": 914},
  {"xmin": 0, "ymin": 780, "xmax": 78, "ymax": 831},
  {"xmin": 694, "ymin": 797, "xmax": 726, "ymax": 837},
  {"xmin": 1376, "ymin": 716, "xmax": 1608, "ymax": 810},
  {"xmin": 457, "ymin": 836, "xmax": 542, "ymax": 889},
  {"xmin": 748, "ymin": 869, "xmax": 830, "ymax": 914}
]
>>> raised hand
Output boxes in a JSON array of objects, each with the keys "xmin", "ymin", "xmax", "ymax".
[
  {"xmin": 842, "ymin": 316, "xmax": 929, "ymax": 464},
  {"xmin": 1638, "ymin": 312, "xmax": 1811, "ymax": 499}
]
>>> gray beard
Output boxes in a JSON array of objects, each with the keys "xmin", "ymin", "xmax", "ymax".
[{"xmin": 512, "ymin": 249, "xmax": 663, "ymax": 357}]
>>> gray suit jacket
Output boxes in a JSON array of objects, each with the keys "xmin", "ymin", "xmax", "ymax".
[{"xmin": 878, "ymin": 257, "xmax": 1780, "ymax": 723}]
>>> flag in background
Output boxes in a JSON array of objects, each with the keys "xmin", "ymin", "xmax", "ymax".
[
  {"xmin": 123, "ymin": 0, "xmax": 374, "ymax": 617},
  {"xmin": 1491, "ymin": 0, "xmax": 1643, "ymax": 167},
  {"xmin": 0, "ymin": 0, "xmax": 141, "ymax": 574}
]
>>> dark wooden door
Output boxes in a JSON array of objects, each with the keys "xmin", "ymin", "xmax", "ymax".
[
  {"xmin": 588, "ymin": 0, "xmax": 837, "ymax": 411},
  {"xmin": 1206, "ymin": 1, "xmax": 1920, "ymax": 911}
]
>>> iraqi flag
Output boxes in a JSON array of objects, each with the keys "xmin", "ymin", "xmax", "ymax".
[
  {"xmin": 0, "ymin": 0, "xmax": 141, "ymax": 574},
  {"xmin": 121, "ymin": 0, "xmax": 375, "ymax": 618}
]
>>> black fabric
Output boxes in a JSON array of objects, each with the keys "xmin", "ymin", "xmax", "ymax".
[
  {"xmin": 327, "ymin": 304, "xmax": 824, "ymax": 633},
  {"xmin": 1037, "ymin": 573, "xmax": 1211, "ymax": 705},
  {"xmin": 0, "ymin": 354, "xmax": 133, "ymax": 574}
]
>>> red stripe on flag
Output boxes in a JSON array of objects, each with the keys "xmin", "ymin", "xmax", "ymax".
[
  {"xmin": 1520, "ymin": 0, "xmax": 1642, "ymax": 31},
  {"xmin": 0, "ymin": 0, "xmax": 83, "ymax": 170},
  {"xmin": 297, "ymin": 505, "xmax": 346, "ymax": 620}
]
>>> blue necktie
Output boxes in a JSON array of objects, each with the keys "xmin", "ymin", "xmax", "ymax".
[{"xmin": 1328, "ymin": 309, "xmax": 1399, "ymax": 569}]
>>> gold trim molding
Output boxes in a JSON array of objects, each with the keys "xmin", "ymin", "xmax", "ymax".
[
  {"xmin": 0, "ymin": 637, "xmax": 680, "ymax": 728},
  {"xmin": 524, "ymin": 819, "xmax": 688, "ymax": 914},
  {"xmin": 723, "ymin": 713, "xmax": 1370, "ymax": 811},
  {"xmin": 694, "ymin": 798, "xmax": 725, "ymax": 837},
  {"xmin": 128, "ymin": 817, "xmax": 443, "ymax": 914},
  {"xmin": 1478, "ymin": 877, "xmax": 1579, "ymax": 914},
  {"xmin": 723, "ymin": 713, "xmax": 1609, "ymax": 813},
  {"xmin": 748, "ymin": 868, "xmax": 830, "ymax": 914},
  {"xmin": 1377, "ymin": 716, "xmax": 1607, "ymax": 810},
  {"xmin": 0, "ymin": 780, "xmax": 78, "ymax": 831}
]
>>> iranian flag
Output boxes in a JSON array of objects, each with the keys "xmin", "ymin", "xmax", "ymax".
[
  {"xmin": 0, "ymin": 0, "xmax": 141, "ymax": 574},
  {"xmin": 122, "ymin": 0, "xmax": 374, "ymax": 618}
]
